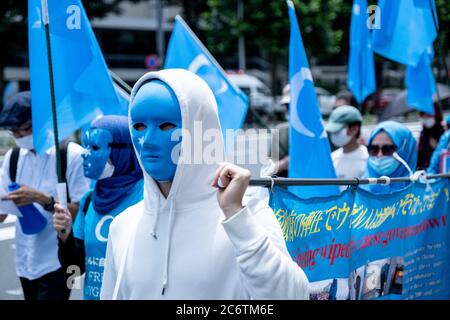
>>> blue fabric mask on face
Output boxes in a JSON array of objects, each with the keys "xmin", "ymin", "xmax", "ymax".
[
  {"xmin": 130, "ymin": 80, "xmax": 182, "ymax": 182},
  {"xmin": 82, "ymin": 128, "xmax": 113, "ymax": 180},
  {"xmin": 368, "ymin": 156, "xmax": 400, "ymax": 176},
  {"xmin": 88, "ymin": 115, "xmax": 143, "ymax": 215}
]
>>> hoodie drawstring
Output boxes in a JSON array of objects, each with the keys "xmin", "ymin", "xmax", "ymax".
[
  {"xmin": 151, "ymin": 194, "xmax": 160, "ymax": 239},
  {"xmin": 161, "ymin": 198, "xmax": 175, "ymax": 295}
]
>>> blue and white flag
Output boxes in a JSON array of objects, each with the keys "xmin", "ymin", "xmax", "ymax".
[
  {"xmin": 164, "ymin": 15, "xmax": 248, "ymax": 135},
  {"xmin": 372, "ymin": 0, "xmax": 437, "ymax": 67},
  {"xmin": 347, "ymin": 0, "xmax": 376, "ymax": 104},
  {"xmin": 286, "ymin": 0, "xmax": 339, "ymax": 198},
  {"xmin": 28, "ymin": 0, "xmax": 123, "ymax": 154},
  {"xmin": 406, "ymin": 47, "xmax": 437, "ymax": 115}
]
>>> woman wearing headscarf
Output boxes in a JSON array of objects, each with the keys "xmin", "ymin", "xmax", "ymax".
[
  {"xmin": 53, "ymin": 115, "xmax": 143, "ymax": 300},
  {"xmin": 365, "ymin": 121, "xmax": 418, "ymax": 194}
]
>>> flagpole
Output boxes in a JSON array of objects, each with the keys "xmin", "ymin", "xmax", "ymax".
[
  {"xmin": 42, "ymin": 1, "xmax": 68, "ymax": 225},
  {"xmin": 42, "ymin": 0, "xmax": 62, "ymax": 182},
  {"xmin": 110, "ymin": 70, "xmax": 132, "ymax": 93}
]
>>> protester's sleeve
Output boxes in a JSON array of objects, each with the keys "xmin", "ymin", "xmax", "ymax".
[
  {"xmin": 0, "ymin": 150, "xmax": 13, "ymax": 216},
  {"xmin": 100, "ymin": 228, "xmax": 117, "ymax": 300},
  {"xmin": 66, "ymin": 143, "xmax": 90, "ymax": 203},
  {"xmin": 427, "ymin": 132, "xmax": 450, "ymax": 174},
  {"xmin": 221, "ymin": 196, "xmax": 310, "ymax": 300},
  {"xmin": 0, "ymin": 149, "xmax": 12, "ymax": 196}
]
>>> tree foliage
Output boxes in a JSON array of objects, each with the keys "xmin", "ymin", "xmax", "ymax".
[
  {"xmin": 200, "ymin": 0, "xmax": 449, "ymax": 64},
  {"xmin": 200, "ymin": 0, "xmax": 352, "ymax": 64},
  {"xmin": 0, "ymin": 0, "xmax": 145, "ymax": 93}
]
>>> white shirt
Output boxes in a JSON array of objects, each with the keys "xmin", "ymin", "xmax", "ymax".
[
  {"xmin": 0, "ymin": 142, "xmax": 89, "ymax": 280},
  {"xmin": 332, "ymin": 145, "xmax": 369, "ymax": 191}
]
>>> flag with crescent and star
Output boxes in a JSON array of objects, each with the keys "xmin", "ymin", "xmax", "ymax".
[
  {"xmin": 28, "ymin": 0, "xmax": 124, "ymax": 154},
  {"xmin": 164, "ymin": 15, "xmax": 248, "ymax": 138},
  {"xmin": 286, "ymin": 0, "xmax": 340, "ymax": 198}
]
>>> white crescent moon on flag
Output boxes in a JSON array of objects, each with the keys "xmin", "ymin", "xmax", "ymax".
[
  {"xmin": 188, "ymin": 54, "xmax": 228, "ymax": 95},
  {"xmin": 290, "ymin": 68, "xmax": 315, "ymax": 138}
]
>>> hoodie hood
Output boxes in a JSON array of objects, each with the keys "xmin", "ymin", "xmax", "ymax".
[
  {"xmin": 127, "ymin": 69, "xmax": 224, "ymax": 295},
  {"xmin": 129, "ymin": 69, "xmax": 224, "ymax": 215}
]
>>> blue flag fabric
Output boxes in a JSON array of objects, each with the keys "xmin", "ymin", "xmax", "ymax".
[
  {"xmin": 372, "ymin": 0, "xmax": 437, "ymax": 67},
  {"xmin": 270, "ymin": 178, "xmax": 450, "ymax": 300},
  {"xmin": 347, "ymin": 0, "xmax": 376, "ymax": 104},
  {"xmin": 164, "ymin": 16, "xmax": 248, "ymax": 136},
  {"xmin": 286, "ymin": 1, "xmax": 339, "ymax": 198},
  {"xmin": 28, "ymin": 0, "xmax": 123, "ymax": 154},
  {"xmin": 405, "ymin": 47, "xmax": 437, "ymax": 115}
]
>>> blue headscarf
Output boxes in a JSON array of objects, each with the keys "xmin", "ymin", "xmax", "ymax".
[
  {"xmin": 90, "ymin": 115, "xmax": 143, "ymax": 214},
  {"xmin": 365, "ymin": 121, "xmax": 417, "ymax": 193}
]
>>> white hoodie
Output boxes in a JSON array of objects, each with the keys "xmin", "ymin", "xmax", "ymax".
[{"xmin": 100, "ymin": 69, "xmax": 309, "ymax": 300}]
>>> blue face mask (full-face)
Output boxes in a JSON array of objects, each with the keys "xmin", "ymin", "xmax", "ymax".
[
  {"xmin": 368, "ymin": 156, "xmax": 400, "ymax": 176},
  {"xmin": 130, "ymin": 80, "xmax": 182, "ymax": 182},
  {"xmin": 82, "ymin": 128, "xmax": 114, "ymax": 180}
]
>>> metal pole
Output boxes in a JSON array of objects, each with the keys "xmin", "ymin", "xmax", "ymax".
[
  {"xmin": 42, "ymin": 0, "xmax": 62, "ymax": 183},
  {"xmin": 249, "ymin": 173, "xmax": 450, "ymax": 187},
  {"xmin": 110, "ymin": 70, "xmax": 132, "ymax": 93},
  {"xmin": 156, "ymin": 0, "xmax": 165, "ymax": 65},
  {"xmin": 237, "ymin": 0, "xmax": 246, "ymax": 71}
]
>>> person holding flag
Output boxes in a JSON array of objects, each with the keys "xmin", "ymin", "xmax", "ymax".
[
  {"xmin": 100, "ymin": 69, "xmax": 309, "ymax": 300},
  {"xmin": 0, "ymin": 92, "xmax": 89, "ymax": 300},
  {"xmin": 53, "ymin": 115, "xmax": 144, "ymax": 300}
]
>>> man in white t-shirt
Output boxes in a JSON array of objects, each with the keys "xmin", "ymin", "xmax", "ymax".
[
  {"xmin": 325, "ymin": 105, "xmax": 368, "ymax": 191},
  {"xmin": 0, "ymin": 92, "xmax": 89, "ymax": 300}
]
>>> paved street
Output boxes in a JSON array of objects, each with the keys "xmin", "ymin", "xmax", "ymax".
[{"xmin": 0, "ymin": 216, "xmax": 83, "ymax": 300}]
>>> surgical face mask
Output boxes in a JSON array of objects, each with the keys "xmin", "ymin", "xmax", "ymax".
[
  {"xmin": 15, "ymin": 134, "xmax": 34, "ymax": 150},
  {"xmin": 368, "ymin": 156, "xmax": 400, "ymax": 176},
  {"xmin": 130, "ymin": 80, "xmax": 182, "ymax": 182},
  {"xmin": 330, "ymin": 128, "xmax": 352, "ymax": 147},
  {"xmin": 421, "ymin": 117, "xmax": 436, "ymax": 128},
  {"xmin": 82, "ymin": 128, "xmax": 113, "ymax": 180}
]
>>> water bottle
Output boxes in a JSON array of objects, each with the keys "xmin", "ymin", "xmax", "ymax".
[{"xmin": 8, "ymin": 183, "xmax": 47, "ymax": 235}]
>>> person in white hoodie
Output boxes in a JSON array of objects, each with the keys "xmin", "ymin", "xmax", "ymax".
[{"xmin": 100, "ymin": 69, "xmax": 309, "ymax": 300}]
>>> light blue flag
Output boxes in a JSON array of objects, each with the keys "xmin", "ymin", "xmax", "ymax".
[
  {"xmin": 372, "ymin": 0, "xmax": 437, "ymax": 67},
  {"xmin": 347, "ymin": 0, "xmax": 376, "ymax": 104},
  {"xmin": 28, "ymin": 0, "xmax": 123, "ymax": 154},
  {"xmin": 164, "ymin": 15, "xmax": 248, "ymax": 136},
  {"xmin": 286, "ymin": 1, "xmax": 340, "ymax": 198},
  {"xmin": 406, "ymin": 47, "xmax": 436, "ymax": 115}
]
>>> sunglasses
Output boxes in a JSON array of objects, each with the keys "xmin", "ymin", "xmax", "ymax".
[{"xmin": 367, "ymin": 144, "xmax": 397, "ymax": 156}]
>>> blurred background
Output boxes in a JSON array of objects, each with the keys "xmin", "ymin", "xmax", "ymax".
[{"xmin": 0, "ymin": 0, "xmax": 449, "ymax": 153}]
